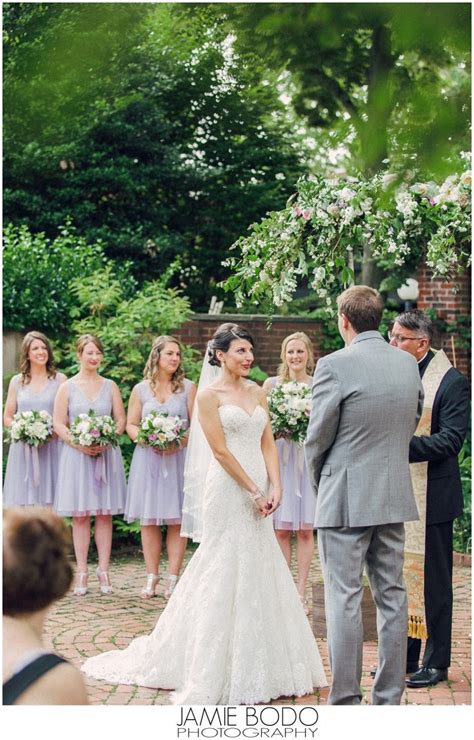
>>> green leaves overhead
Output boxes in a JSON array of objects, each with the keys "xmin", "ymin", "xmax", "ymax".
[
  {"xmin": 3, "ymin": 2, "xmax": 304, "ymax": 310},
  {"xmin": 224, "ymin": 2, "xmax": 471, "ymax": 175}
]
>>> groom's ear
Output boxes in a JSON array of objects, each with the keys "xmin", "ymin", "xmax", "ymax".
[{"xmin": 339, "ymin": 312, "xmax": 350, "ymax": 331}]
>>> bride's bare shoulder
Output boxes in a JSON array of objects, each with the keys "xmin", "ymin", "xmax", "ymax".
[
  {"xmin": 249, "ymin": 382, "xmax": 266, "ymax": 403},
  {"xmin": 197, "ymin": 386, "xmax": 220, "ymax": 409}
]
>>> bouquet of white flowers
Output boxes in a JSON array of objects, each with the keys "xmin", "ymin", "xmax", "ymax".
[
  {"xmin": 268, "ymin": 381, "xmax": 312, "ymax": 445},
  {"xmin": 8, "ymin": 410, "xmax": 53, "ymax": 446},
  {"xmin": 70, "ymin": 410, "xmax": 119, "ymax": 448},
  {"xmin": 137, "ymin": 411, "xmax": 187, "ymax": 450}
]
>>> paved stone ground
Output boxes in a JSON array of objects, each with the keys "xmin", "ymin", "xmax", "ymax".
[{"xmin": 44, "ymin": 542, "xmax": 471, "ymax": 706}]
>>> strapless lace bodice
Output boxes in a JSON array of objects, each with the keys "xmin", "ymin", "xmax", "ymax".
[
  {"xmin": 218, "ymin": 403, "xmax": 267, "ymax": 436},
  {"xmin": 209, "ymin": 403, "xmax": 268, "ymax": 482}
]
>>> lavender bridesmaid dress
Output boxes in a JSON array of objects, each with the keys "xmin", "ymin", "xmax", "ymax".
[
  {"xmin": 268, "ymin": 377, "xmax": 316, "ymax": 531},
  {"xmin": 3, "ymin": 374, "xmax": 64, "ymax": 507},
  {"xmin": 124, "ymin": 379, "xmax": 193, "ymax": 525},
  {"xmin": 53, "ymin": 378, "xmax": 126, "ymax": 516}
]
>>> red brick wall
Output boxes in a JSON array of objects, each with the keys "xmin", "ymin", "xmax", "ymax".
[
  {"xmin": 173, "ymin": 263, "xmax": 471, "ymax": 381},
  {"xmin": 417, "ymin": 265, "xmax": 471, "ymax": 378},
  {"xmin": 172, "ymin": 315, "xmax": 325, "ymax": 377}
]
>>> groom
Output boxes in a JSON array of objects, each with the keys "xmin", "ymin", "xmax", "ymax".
[{"xmin": 305, "ymin": 286, "xmax": 424, "ymax": 705}]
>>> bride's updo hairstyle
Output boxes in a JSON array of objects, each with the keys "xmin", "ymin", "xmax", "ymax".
[{"xmin": 207, "ymin": 323, "xmax": 254, "ymax": 367}]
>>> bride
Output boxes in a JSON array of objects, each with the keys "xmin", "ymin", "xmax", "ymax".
[{"xmin": 81, "ymin": 323, "xmax": 327, "ymax": 704}]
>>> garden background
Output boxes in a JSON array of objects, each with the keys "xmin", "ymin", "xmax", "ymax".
[{"xmin": 3, "ymin": 2, "xmax": 471, "ymax": 555}]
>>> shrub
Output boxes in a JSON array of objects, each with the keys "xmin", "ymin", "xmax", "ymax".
[
  {"xmin": 454, "ymin": 434, "xmax": 471, "ymax": 554},
  {"xmin": 60, "ymin": 260, "xmax": 201, "ymax": 402},
  {"xmin": 3, "ymin": 221, "xmax": 105, "ymax": 333}
]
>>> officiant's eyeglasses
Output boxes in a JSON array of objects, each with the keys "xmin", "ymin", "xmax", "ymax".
[{"xmin": 388, "ymin": 331, "xmax": 422, "ymax": 344}]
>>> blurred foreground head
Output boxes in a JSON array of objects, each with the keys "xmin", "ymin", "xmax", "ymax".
[{"xmin": 3, "ymin": 507, "xmax": 73, "ymax": 616}]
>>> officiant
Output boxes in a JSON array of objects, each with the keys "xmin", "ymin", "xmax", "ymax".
[{"xmin": 389, "ymin": 309, "xmax": 470, "ymax": 688}]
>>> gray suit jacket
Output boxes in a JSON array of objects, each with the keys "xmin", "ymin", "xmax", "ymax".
[{"xmin": 304, "ymin": 331, "xmax": 424, "ymax": 527}]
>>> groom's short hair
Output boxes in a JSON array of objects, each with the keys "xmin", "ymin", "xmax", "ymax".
[{"xmin": 337, "ymin": 285, "xmax": 383, "ymax": 334}]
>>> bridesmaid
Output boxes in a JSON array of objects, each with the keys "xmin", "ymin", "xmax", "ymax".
[
  {"xmin": 3, "ymin": 332, "xmax": 66, "ymax": 508},
  {"xmin": 125, "ymin": 335, "xmax": 196, "ymax": 600},
  {"xmin": 53, "ymin": 334, "xmax": 127, "ymax": 596},
  {"xmin": 263, "ymin": 332, "xmax": 316, "ymax": 614}
]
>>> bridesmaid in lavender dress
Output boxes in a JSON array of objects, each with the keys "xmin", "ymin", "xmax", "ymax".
[
  {"xmin": 3, "ymin": 332, "xmax": 66, "ymax": 508},
  {"xmin": 263, "ymin": 332, "xmax": 316, "ymax": 615},
  {"xmin": 125, "ymin": 336, "xmax": 196, "ymax": 600},
  {"xmin": 53, "ymin": 335, "xmax": 127, "ymax": 597}
]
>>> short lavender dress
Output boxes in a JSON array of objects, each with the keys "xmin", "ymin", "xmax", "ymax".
[
  {"xmin": 3, "ymin": 374, "xmax": 64, "ymax": 508},
  {"xmin": 124, "ymin": 379, "xmax": 194, "ymax": 525},
  {"xmin": 53, "ymin": 378, "xmax": 126, "ymax": 516},
  {"xmin": 268, "ymin": 377, "xmax": 316, "ymax": 531}
]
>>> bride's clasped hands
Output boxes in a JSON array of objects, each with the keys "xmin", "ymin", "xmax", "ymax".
[{"xmin": 250, "ymin": 485, "xmax": 282, "ymax": 516}]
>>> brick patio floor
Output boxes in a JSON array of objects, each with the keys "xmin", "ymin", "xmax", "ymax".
[{"xmin": 44, "ymin": 542, "xmax": 471, "ymax": 706}]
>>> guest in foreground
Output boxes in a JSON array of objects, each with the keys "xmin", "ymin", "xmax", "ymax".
[
  {"xmin": 124, "ymin": 336, "xmax": 196, "ymax": 599},
  {"xmin": 3, "ymin": 507, "xmax": 88, "ymax": 705},
  {"xmin": 53, "ymin": 335, "xmax": 127, "ymax": 596},
  {"xmin": 3, "ymin": 331, "xmax": 66, "ymax": 508},
  {"xmin": 389, "ymin": 310, "xmax": 470, "ymax": 688},
  {"xmin": 305, "ymin": 286, "xmax": 423, "ymax": 705},
  {"xmin": 263, "ymin": 332, "xmax": 316, "ymax": 614}
]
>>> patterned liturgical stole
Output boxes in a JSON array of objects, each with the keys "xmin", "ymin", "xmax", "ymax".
[{"xmin": 404, "ymin": 349, "xmax": 453, "ymax": 639}]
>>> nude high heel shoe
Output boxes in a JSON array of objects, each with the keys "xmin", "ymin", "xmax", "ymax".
[
  {"xmin": 140, "ymin": 574, "xmax": 159, "ymax": 599},
  {"xmin": 96, "ymin": 567, "xmax": 113, "ymax": 595},
  {"xmin": 73, "ymin": 571, "xmax": 88, "ymax": 596},
  {"xmin": 299, "ymin": 594, "xmax": 311, "ymax": 616},
  {"xmin": 164, "ymin": 574, "xmax": 178, "ymax": 599}
]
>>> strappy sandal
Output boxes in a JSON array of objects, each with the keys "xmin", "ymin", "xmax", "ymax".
[
  {"xmin": 299, "ymin": 594, "xmax": 311, "ymax": 616},
  {"xmin": 96, "ymin": 567, "xmax": 113, "ymax": 595},
  {"xmin": 73, "ymin": 571, "xmax": 88, "ymax": 596},
  {"xmin": 140, "ymin": 573, "xmax": 159, "ymax": 599},
  {"xmin": 164, "ymin": 574, "xmax": 178, "ymax": 599}
]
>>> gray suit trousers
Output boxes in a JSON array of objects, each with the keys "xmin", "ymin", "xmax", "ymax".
[{"xmin": 318, "ymin": 524, "xmax": 407, "ymax": 705}]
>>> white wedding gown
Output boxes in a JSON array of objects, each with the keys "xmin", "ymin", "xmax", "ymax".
[{"xmin": 81, "ymin": 404, "xmax": 327, "ymax": 704}]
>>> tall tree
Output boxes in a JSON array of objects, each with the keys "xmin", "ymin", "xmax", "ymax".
[
  {"xmin": 3, "ymin": 3, "xmax": 304, "ymax": 309},
  {"xmin": 219, "ymin": 2, "xmax": 471, "ymax": 284}
]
